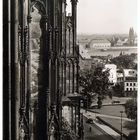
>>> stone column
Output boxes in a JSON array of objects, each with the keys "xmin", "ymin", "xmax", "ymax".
[
  {"xmin": 14, "ymin": 0, "xmax": 20, "ymax": 139},
  {"xmin": 71, "ymin": 0, "xmax": 78, "ymax": 55},
  {"xmin": 72, "ymin": 63, "xmax": 75, "ymax": 93},
  {"xmin": 37, "ymin": 15, "xmax": 49, "ymax": 140},
  {"xmin": 62, "ymin": 0, "xmax": 67, "ymax": 97},
  {"xmin": 27, "ymin": 0, "xmax": 32, "ymax": 137}
]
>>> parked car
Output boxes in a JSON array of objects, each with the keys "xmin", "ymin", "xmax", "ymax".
[
  {"xmin": 112, "ymin": 100, "xmax": 120, "ymax": 104},
  {"xmin": 86, "ymin": 118, "xmax": 93, "ymax": 124}
]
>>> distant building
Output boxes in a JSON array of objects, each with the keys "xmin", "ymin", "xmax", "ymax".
[
  {"xmin": 123, "ymin": 69, "xmax": 137, "ymax": 95},
  {"xmin": 116, "ymin": 39, "xmax": 123, "ymax": 46},
  {"xmin": 134, "ymin": 37, "xmax": 137, "ymax": 45},
  {"xmin": 121, "ymin": 38, "xmax": 129, "ymax": 46},
  {"xmin": 117, "ymin": 69, "xmax": 124, "ymax": 83},
  {"xmin": 79, "ymin": 55, "xmax": 104, "ymax": 71},
  {"xmin": 123, "ymin": 69, "xmax": 137, "ymax": 77},
  {"xmin": 104, "ymin": 64, "xmax": 117, "ymax": 84},
  {"xmin": 78, "ymin": 37, "xmax": 91, "ymax": 49},
  {"xmin": 129, "ymin": 27, "xmax": 135, "ymax": 45},
  {"xmin": 79, "ymin": 46, "xmax": 110, "ymax": 70},
  {"xmin": 89, "ymin": 39, "xmax": 111, "ymax": 48},
  {"xmin": 117, "ymin": 69, "xmax": 137, "ymax": 96},
  {"xmin": 119, "ymin": 51, "xmax": 125, "ymax": 56}
]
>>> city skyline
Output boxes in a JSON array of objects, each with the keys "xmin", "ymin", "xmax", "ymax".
[{"xmin": 74, "ymin": 0, "xmax": 137, "ymax": 34}]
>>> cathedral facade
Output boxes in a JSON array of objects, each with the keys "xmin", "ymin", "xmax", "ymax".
[{"xmin": 3, "ymin": 0, "xmax": 82, "ymax": 140}]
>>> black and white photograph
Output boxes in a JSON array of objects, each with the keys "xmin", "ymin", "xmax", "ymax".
[{"xmin": 3, "ymin": 0, "xmax": 138, "ymax": 140}]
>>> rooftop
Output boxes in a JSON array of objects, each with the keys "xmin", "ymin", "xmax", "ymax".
[{"xmin": 90, "ymin": 39, "xmax": 111, "ymax": 44}]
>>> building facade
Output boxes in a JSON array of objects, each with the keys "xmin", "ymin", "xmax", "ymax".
[
  {"xmin": 3, "ymin": 0, "xmax": 82, "ymax": 140},
  {"xmin": 89, "ymin": 39, "xmax": 111, "ymax": 48},
  {"xmin": 124, "ymin": 80, "xmax": 137, "ymax": 92},
  {"xmin": 116, "ymin": 39, "xmax": 123, "ymax": 46},
  {"xmin": 123, "ymin": 69, "xmax": 137, "ymax": 95},
  {"xmin": 117, "ymin": 69, "xmax": 137, "ymax": 96}
]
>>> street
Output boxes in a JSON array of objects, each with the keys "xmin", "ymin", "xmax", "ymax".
[{"xmin": 83, "ymin": 116, "xmax": 115, "ymax": 140}]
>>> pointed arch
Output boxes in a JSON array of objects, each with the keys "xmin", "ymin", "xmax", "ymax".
[{"xmin": 30, "ymin": 0, "xmax": 46, "ymax": 16}]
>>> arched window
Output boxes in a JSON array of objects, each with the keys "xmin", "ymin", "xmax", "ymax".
[
  {"xmin": 29, "ymin": 2, "xmax": 47, "ymax": 139},
  {"xmin": 29, "ymin": 1, "xmax": 47, "ymax": 97},
  {"xmin": 30, "ymin": 6, "xmax": 42, "ymax": 95}
]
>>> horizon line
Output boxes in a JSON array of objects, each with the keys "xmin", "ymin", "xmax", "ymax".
[{"xmin": 77, "ymin": 33, "xmax": 133, "ymax": 35}]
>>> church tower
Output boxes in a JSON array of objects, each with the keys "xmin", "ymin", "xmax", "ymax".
[{"xmin": 129, "ymin": 27, "xmax": 135, "ymax": 46}]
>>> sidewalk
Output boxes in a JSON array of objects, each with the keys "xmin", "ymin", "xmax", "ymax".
[
  {"xmin": 97, "ymin": 116, "xmax": 135, "ymax": 137},
  {"xmin": 82, "ymin": 110, "xmax": 127, "ymax": 140}
]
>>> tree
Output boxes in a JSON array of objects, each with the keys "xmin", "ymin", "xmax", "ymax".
[
  {"xmin": 125, "ymin": 99, "xmax": 137, "ymax": 140},
  {"xmin": 79, "ymin": 66, "xmax": 110, "ymax": 109},
  {"xmin": 124, "ymin": 99, "xmax": 137, "ymax": 121},
  {"xmin": 79, "ymin": 69, "xmax": 95, "ymax": 108},
  {"xmin": 128, "ymin": 131, "xmax": 137, "ymax": 140},
  {"xmin": 110, "ymin": 54, "xmax": 137, "ymax": 69},
  {"xmin": 112, "ymin": 83, "xmax": 124, "ymax": 97}
]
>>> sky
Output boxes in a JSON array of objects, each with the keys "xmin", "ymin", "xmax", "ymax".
[{"xmin": 67, "ymin": 0, "xmax": 137, "ymax": 34}]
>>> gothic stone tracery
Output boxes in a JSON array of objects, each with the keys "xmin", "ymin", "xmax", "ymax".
[{"xmin": 5, "ymin": 0, "xmax": 81, "ymax": 140}]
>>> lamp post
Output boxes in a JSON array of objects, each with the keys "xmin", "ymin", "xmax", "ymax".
[
  {"xmin": 80, "ymin": 113, "xmax": 84, "ymax": 140},
  {"xmin": 120, "ymin": 111, "xmax": 123, "ymax": 140}
]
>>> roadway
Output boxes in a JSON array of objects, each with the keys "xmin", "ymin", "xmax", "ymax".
[{"xmin": 83, "ymin": 116, "xmax": 116, "ymax": 140}]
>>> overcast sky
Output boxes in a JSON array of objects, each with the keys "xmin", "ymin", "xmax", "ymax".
[{"xmin": 67, "ymin": 0, "xmax": 137, "ymax": 34}]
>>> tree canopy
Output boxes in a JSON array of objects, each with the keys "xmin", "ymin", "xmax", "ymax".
[
  {"xmin": 112, "ymin": 83, "xmax": 124, "ymax": 97},
  {"xmin": 110, "ymin": 54, "xmax": 137, "ymax": 69},
  {"xmin": 124, "ymin": 99, "xmax": 137, "ymax": 121},
  {"xmin": 125, "ymin": 99, "xmax": 137, "ymax": 140},
  {"xmin": 79, "ymin": 66, "xmax": 110, "ymax": 108}
]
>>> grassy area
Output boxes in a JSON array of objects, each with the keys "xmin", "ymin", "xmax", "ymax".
[
  {"xmin": 92, "ymin": 105, "xmax": 127, "ymax": 118},
  {"xmin": 98, "ymin": 116, "xmax": 136, "ymax": 137},
  {"xmin": 91, "ymin": 96, "xmax": 133, "ymax": 118}
]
